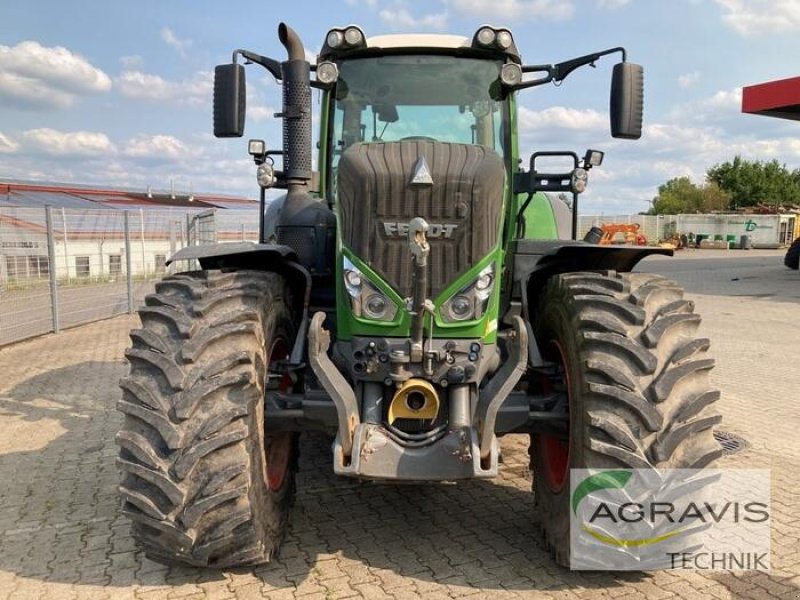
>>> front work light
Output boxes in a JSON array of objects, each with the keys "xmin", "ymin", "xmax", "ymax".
[
  {"xmin": 316, "ymin": 61, "xmax": 339, "ymax": 85},
  {"xmin": 256, "ymin": 162, "xmax": 275, "ymax": 188},
  {"xmin": 248, "ymin": 139, "xmax": 266, "ymax": 157},
  {"xmin": 584, "ymin": 149, "xmax": 605, "ymax": 167},
  {"xmin": 501, "ymin": 63, "xmax": 522, "ymax": 86},
  {"xmin": 472, "ymin": 26, "xmax": 518, "ymax": 58},
  {"xmin": 344, "ymin": 27, "xmax": 364, "ymax": 46},
  {"xmin": 496, "ymin": 30, "xmax": 513, "ymax": 49},
  {"xmin": 571, "ymin": 168, "xmax": 588, "ymax": 194},
  {"xmin": 326, "ymin": 30, "xmax": 344, "ymax": 49},
  {"xmin": 476, "ymin": 27, "xmax": 496, "ymax": 47},
  {"xmin": 322, "ymin": 26, "xmax": 367, "ymax": 57}
]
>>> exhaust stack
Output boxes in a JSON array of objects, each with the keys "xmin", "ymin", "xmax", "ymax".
[
  {"xmin": 277, "ymin": 23, "xmax": 312, "ymax": 193},
  {"xmin": 274, "ymin": 23, "xmax": 335, "ymax": 278}
]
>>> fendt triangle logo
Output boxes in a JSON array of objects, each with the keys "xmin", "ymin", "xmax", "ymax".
[
  {"xmin": 569, "ymin": 469, "xmax": 771, "ymax": 571},
  {"xmin": 410, "ymin": 156, "xmax": 434, "ymax": 186}
]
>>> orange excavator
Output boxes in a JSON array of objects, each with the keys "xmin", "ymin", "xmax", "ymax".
[{"xmin": 597, "ymin": 223, "xmax": 648, "ymax": 246}]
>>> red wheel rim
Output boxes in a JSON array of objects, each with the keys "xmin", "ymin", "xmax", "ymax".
[
  {"xmin": 266, "ymin": 339, "xmax": 292, "ymax": 492},
  {"xmin": 267, "ymin": 432, "xmax": 292, "ymax": 491},
  {"xmin": 537, "ymin": 340, "xmax": 571, "ymax": 493}
]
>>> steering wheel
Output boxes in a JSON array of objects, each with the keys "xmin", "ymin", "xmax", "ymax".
[{"xmin": 399, "ymin": 136, "xmax": 438, "ymax": 142}]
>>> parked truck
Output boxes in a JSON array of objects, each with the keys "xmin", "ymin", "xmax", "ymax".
[{"xmin": 116, "ymin": 23, "xmax": 722, "ymax": 568}]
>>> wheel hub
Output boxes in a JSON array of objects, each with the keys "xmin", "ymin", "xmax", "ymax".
[{"xmin": 266, "ymin": 339, "xmax": 292, "ymax": 491}]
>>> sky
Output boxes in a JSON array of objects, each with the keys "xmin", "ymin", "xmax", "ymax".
[{"xmin": 1, "ymin": 0, "xmax": 800, "ymax": 214}]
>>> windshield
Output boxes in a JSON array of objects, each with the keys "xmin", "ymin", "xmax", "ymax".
[{"xmin": 329, "ymin": 55, "xmax": 507, "ymax": 170}]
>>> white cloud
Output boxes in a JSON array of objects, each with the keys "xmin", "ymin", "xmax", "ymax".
[
  {"xmin": 0, "ymin": 72, "xmax": 74, "ymax": 109},
  {"xmin": 678, "ymin": 71, "xmax": 700, "ymax": 89},
  {"xmin": 714, "ymin": 0, "xmax": 800, "ymax": 36},
  {"xmin": 161, "ymin": 27, "xmax": 192, "ymax": 57},
  {"xmin": 518, "ymin": 106, "xmax": 607, "ymax": 132},
  {"xmin": 20, "ymin": 128, "xmax": 116, "ymax": 157},
  {"xmin": 665, "ymin": 87, "xmax": 744, "ymax": 128},
  {"xmin": 116, "ymin": 70, "xmax": 212, "ymax": 106},
  {"xmin": 702, "ymin": 87, "xmax": 742, "ymax": 110},
  {"xmin": 116, "ymin": 71, "xmax": 173, "ymax": 101},
  {"xmin": 0, "ymin": 129, "xmax": 261, "ymax": 197},
  {"xmin": 450, "ymin": 0, "xmax": 574, "ymax": 21},
  {"xmin": 378, "ymin": 7, "xmax": 448, "ymax": 30},
  {"xmin": 0, "ymin": 132, "xmax": 20, "ymax": 154},
  {"xmin": 597, "ymin": 0, "xmax": 629, "ymax": 7},
  {"xmin": 249, "ymin": 105, "xmax": 277, "ymax": 121},
  {"xmin": 124, "ymin": 135, "xmax": 192, "ymax": 160},
  {"xmin": 120, "ymin": 55, "xmax": 143, "ymax": 68},
  {"xmin": 0, "ymin": 41, "xmax": 111, "ymax": 109}
]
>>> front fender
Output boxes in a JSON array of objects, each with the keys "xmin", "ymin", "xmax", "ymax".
[
  {"xmin": 167, "ymin": 241, "xmax": 297, "ymax": 269},
  {"xmin": 508, "ymin": 239, "xmax": 673, "ymax": 320},
  {"xmin": 167, "ymin": 242, "xmax": 309, "ymax": 326}
]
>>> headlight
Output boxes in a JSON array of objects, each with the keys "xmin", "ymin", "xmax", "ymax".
[
  {"xmin": 365, "ymin": 294, "xmax": 389, "ymax": 319},
  {"xmin": 441, "ymin": 263, "xmax": 496, "ymax": 323},
  {"xmin": 343, "ymin": 258, "xmax": 397, "ymax": 321}
]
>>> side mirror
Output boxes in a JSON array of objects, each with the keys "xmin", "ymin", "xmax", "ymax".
[
  {"xmin": 610, "ymin": 62, "xmax": 643, "ymax": 140},
  {"xmin": 213, "ymin": 63, "xmax": 246, "ymax": 138},
  {"xmin": 375, "ymin": 103, "xmax": 399, "ymax": 124}
]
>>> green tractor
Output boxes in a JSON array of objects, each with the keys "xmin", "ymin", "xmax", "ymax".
[{"xmin": 116, "ymin": 23, "xmax": 722, "ymax": 568}]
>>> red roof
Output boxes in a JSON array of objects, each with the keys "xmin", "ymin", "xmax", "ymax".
[
  {"xmin": 742, "ymin": 76, "xmax": 800, "ymax": 121},
  {"xmin": 0, "ymin": 180, "xmax": 257, "ymax": 209}
]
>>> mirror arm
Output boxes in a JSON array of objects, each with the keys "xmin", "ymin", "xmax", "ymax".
[
  {"xmin": 552, "ymin": 47, "xmax": 626, "ymax": 82},
  {"xmin": 233, "ymin": 49, "xmax": 282, "ymax": 80},
  {"xmin": 513, "ymin": 65, "xmax": 555, "ymax": 90},
  {"xmin": 511, "ymin": 47, "xmax": 627, "ymax": 91}
]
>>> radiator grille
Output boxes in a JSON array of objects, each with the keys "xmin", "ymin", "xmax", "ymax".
[{"xmin": 337, "ymin": 141, "xmax": 505, "ymax": 298}]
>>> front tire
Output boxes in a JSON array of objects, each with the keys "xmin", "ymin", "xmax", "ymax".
[
  {"xmin": 530, "ymin": 271, "xmax": 722, "ymax": 566},
  {"xmin": 116, "ymin": 270, "xmax": 297, "ymax": 568}
]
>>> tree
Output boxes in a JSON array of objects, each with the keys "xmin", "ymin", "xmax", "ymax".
[
  {"xmin": 650, "ymin": 177, "xmax": 731, "ymax": 214},
  {"xmin": 707, "ymin": 156, "xmax": 800, "ymax": 209}
]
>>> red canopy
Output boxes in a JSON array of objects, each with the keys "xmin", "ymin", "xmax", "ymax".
[{"xmin": 742, "ymin": 76, "xmax": 800, "ymax": 121}]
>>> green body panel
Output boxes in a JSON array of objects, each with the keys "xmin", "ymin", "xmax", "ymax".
[
  {"xmin": 521, "ymin": 193, "xmax": 559, "ymax": 239},
  {"xmin": 318, "ymin": 63, "xmax": 557, "ymax": 345},
  {"xmin": 334, "ymin": 244, "xmax": 504, "ymax": 343}
]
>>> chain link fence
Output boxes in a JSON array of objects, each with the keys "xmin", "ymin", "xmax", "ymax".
[
  {"xmin": 3, "ymin": 204, "xmax": 791, "ymax": 346},
  {"xmin": 0, "ymin": 206, "xmax": 258, "ymax": 346}
]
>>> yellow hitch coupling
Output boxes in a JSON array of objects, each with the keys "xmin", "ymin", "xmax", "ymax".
[{"xmin": 388, "ymin": 378, "xmax": 439, "ymax": 424}]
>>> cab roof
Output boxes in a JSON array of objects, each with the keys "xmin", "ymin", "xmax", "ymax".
[{"xmin": 365, "ymin": 34, "xmax": 471, "ymax": 51}]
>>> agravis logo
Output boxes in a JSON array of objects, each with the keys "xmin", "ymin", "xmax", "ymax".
[
  {"xmin": 569, "ymin": 469, "xmax": 771, "ymax": 570},
  {"xmin": 572, "ymin": 470, "xmax": 687, "ymax": 548}
]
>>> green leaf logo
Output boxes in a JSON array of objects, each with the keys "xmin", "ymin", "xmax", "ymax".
[
  {"xmin": 572, "ymin": 470, "xmax": 687, "ymax": 548},
  {"xmin": 571, "ymin": 470, "xmax": 632, "ymax": 516}
]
